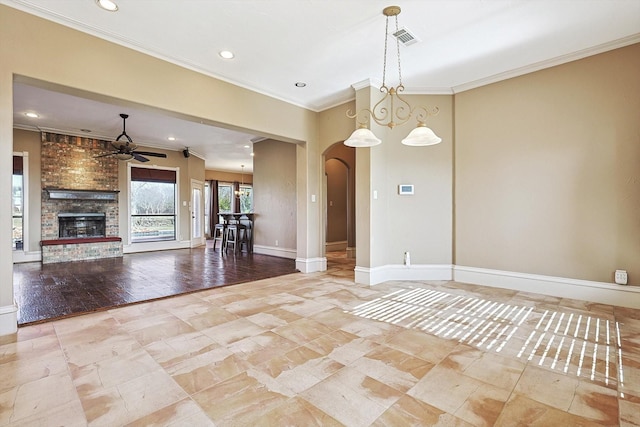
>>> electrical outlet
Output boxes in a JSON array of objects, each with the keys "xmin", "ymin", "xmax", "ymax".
[{"xmin": 615, "ymin": 270, "xmax": 628, "ymax": 285}]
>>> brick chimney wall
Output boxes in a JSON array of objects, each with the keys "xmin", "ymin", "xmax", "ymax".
[{"xmin": 41, "ymin": 132, "xmax": 119, "ymax": 240}]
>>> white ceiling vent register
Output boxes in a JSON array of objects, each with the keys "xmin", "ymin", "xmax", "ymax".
[{"xmin": 392, "ymin": 27, "xmax": 420, "ymax": 46}]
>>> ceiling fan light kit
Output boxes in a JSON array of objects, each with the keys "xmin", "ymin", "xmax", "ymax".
[
  {"xmin": 96, "ymin": 113, "xmax": 168, "ymax": 162},
  {"xmin": 345, "ymin": 5, "xmax": 442, "ymax": 148}
]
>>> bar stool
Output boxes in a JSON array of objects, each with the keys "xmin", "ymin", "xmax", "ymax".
[
  {"xmin": 212, "ymin": 223, "xmax": 225, "ymax": 252},
  {"xmin": 224, "ymin": 223, "xmax": 247, "ymax": 254},
  {"xmin": 238, "ymin": 226, "xmax": 250, "ymax": 253}
]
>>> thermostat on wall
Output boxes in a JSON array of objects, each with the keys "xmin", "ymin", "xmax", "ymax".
[{"xmin": 398, "ymin": 184, "xmax": 414, "ymax": 195}]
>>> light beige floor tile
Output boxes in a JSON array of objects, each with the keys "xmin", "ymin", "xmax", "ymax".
[
  {"xmin": 349, "ymin": 345, "xmax": 434, "ymax": 392},
  {"xmin": 124, "ymin": 397, "xmax": 207, "ymax": 427},
  {"xmin": 166, "ymin": 346, "xmax": 246, "ymax": 395},
  {"xmin": 236, "ymin": 331, "xmax": 299, "ymax": 366},
  {"xmin": 568, "ymin": 380, "xmax": 619, "ymax": 425},
  {"xmin": 4, "ymin": 400, "xmax": 87, "ymax": 427},
  {"xmin": 385, "ymin": 328, "xmax": 458, "ymax": 363},
  {"xmin": 71, "ymin": 348, "xmax": 161, "ymax": 397},
  {"xmin": 620, "ymin": 398, "xmax": 640, "ymax": 427},
  {"xmin": 254, "ymin": 345, "xmax": 344, "ymax": 394},
  {"xmin": 60, "ymin": 331, "xmax": 142, "ymax": 368},
  {"xmin": 200, "ymin": 317, "xmax": 267, "ymax": 345},
  {"xmin": 373, "ymin": 395, "xmax": 473, "ymax": 427},
  {"xmin": 277, "ymin": 298, "xmax": 336, "ymax": 317},
  {"xmin": 80, "ymin": 369, "xmax": 187, "ymax": 426},
  {"xmin": 301, "ymin": 366, "xmax": 402, "ymax": 427},
  {"xmin": 308, "ymin": 307, "xmax": 361, "ymax": 330},
  {"xmin": 256, "ymin": 396, "xmax": 344, "ymax": 427},
  {"xmin": 175, "ymin": 306, "xmax": 240, "ymax": 331},
  {"xmin": 462, "ymin": 349, "xmax": 526, "ymax": 391},
  {"xmin": 2, "ymin": 372, "xmax": 78, "ymax": 425},
  {"xmin": 0, "ymin": 333, "xmax": 61, "ymax": 365},
  {"xmin": 127, "ymin": 314, "xmax": 198, "ymax": 346},
  {"xmin": 336, "ymin": 318, "xmax": 405, "ymax": 344},
  {"xmin": 513, "ymin": 365, "xmax": 580, "ymax": 411},
  {"xmin": 0, "ymin": 323, "xmax": 55, "ymax": 346},
  {"xmin": 143, "ymin": 331, "xmax": 221, "ymax": 369},
  {"xmin": 192, "ymin": 371, "xmax": 290, "ymax": 426},
  {"xmin": 0, "ymin": 347, "xmax": 68, "ymax": 394},
  {"xmin": 272, "ymin": 317, "xmax": 334, "ymax": 345},
  {"xmin": 494, "ymin": 393, "xmax": 604, "ymax": 427},
  {"xmin": 407, "ymin": 364, "xmax": 486, "ymax": 414},
  {"xmin": 454, "ymin": 382, "xmax": 512, "ymax": 427}
]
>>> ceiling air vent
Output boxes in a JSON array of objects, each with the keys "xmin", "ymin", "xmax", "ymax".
[{"xmin": 392, "ymin": 27, "xmax": 419, "ymax": 46}]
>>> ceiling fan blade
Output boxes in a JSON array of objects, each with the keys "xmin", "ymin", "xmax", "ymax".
[
  {"xmin": 135, "ymin": 151, "xmax": 168, "ymax": 158},
  {"xmin": 132, "ymin": 152, "xmax": 150, "ymax": 162}
]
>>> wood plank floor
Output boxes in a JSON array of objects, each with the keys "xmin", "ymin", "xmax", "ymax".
[{"xmin": 13, "ymin": 244, "xmax": 298, "ymax": 325}]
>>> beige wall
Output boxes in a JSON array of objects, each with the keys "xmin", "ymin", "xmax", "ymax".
[
  {"xmin": 455, "ymin": 43, "xmax": 640, "ymax": 284},
  {"xmin": 12, "ymin": 129, "xmax": 41, "ymax": 253},
  {"xmin": 325, "ymin": 158, "xmax": 348, "ymax": 244},
  {"xmin": 253, "ymin": 140, "xmax": 297, "ymax": 251},
  {"xmin": 367, "ymin": 93, "xmax": 454, "ymax": 267},
  {"xmin": 205, "ymin": 169, "xmax": 253, "ymax": 184}
]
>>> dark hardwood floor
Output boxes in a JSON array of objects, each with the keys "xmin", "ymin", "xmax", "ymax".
[{"xmin": 13, "ymin": 244, "xmax": 298, "ymax": 325}]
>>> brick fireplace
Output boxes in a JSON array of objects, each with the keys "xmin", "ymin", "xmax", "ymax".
[{"xmin": 40, "ymin": 132, "xmax": 122, "ymax": 264}]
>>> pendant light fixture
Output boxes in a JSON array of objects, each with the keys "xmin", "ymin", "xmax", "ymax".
[{"xmin": 344, "ymin": 6, "xmax": 441, "ymax": 148}]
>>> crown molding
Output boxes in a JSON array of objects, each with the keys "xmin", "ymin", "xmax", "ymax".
[{"xmin": 453, "ymin": 33, "xmax": 640, "ymax": 94}]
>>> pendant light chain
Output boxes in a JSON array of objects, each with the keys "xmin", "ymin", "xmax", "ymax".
[
  {"xmin": 382, "ymin": 14, "xmax": 390, "ymax": 87},
  {"xmin": 394, "ymin": 14, "xmax": 402, "ymax": 87}
]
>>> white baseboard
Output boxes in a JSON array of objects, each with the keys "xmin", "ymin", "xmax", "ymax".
[
  {"xmin": 454, "ymin": 265, "xmax": 640, "ymax": 309},
  {"xmin": 355, "ymin": 264, "xmax": 453, "ymax": 286},
  {"xmin": 296, "ymin": 257, "xmax": 327, "ymax": 273},
  {"xmin": 253, "ymin": 245, "xmax": 297, "ymax": 259},
  {"xmin": 325, "ymin": 240, "xmax": 348, "ymax": 252},
  {"xmin": 124, "ymin": 239, "xmax": 190, "ymax": 254},
  {"xmin": 0, "ymin": 304, "xmax": 18, "ymax": 336},
  {"xmin": 13, "ymin": 250, "xmax": 41, "ymax": 263}
]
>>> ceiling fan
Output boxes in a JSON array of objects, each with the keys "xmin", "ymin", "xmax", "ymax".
[{"xmin": 96, "ymin": 113, "xmax": 168, "ymax": 162}]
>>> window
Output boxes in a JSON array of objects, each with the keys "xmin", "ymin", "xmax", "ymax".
[
  {"xmin": 204, "ymin": 181, "xmax": 211, "ymax": 237},
  {"xmin": 239, "ymin": 184, "xmax": 253, "ymax": 213},
  {"xmin": 217, "ymin": 182, "xmax": 253, "ymax": 214},
  {"xmin": 12, "ymin": 156, "xmax": 23, "ymax": 250},
  {"xmin": 218, "ymin": 183, "xmax": 233, "ymax": 213},
  {"xmin": 130, "ymin": 167, "xmax": 177, "ymax": 243}
]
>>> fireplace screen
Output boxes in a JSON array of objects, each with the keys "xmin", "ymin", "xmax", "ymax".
[{"xmin": 58, "ymin": 213, "xmax": 106, "ymax": 239}]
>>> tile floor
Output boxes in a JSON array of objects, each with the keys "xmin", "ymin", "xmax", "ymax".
[{"xmin": 2, "ymin": 252, "xmax": 639, "ymax": 426}]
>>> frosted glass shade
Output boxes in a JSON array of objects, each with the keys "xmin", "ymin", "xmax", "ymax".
[
  {"xmin": 401, "ymin": 125, "xmax": 442, "ymax": 146},
  {"xmin": 344, "ymin": 127, "xmax": 382, "ymax": 147}
]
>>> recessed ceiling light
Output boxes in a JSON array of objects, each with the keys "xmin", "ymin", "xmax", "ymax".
[
  {"xmin": 219, "ymin": 50, "xmax": 235, "ymax": 59},
  {"xmin": 96, "ymin": 0, "xmax": 118, "ymax": 12},
  {"xmin": 250, "ymin": 152, "xmax": 255, "ymax": 157},
  {"xmin": 167, "ymin": 137, "xmax": 176, "ymax": 141},
  {"xmin": 295, "ymin": 82, "xmax": 307, "ymax": 88},
  {"xmin": 24, "ymin": 112, "xmax": 39, "ymax": 118},
  {"xmin": 244, "ymin": 145, "xmax": 250, "ymax": 149}
]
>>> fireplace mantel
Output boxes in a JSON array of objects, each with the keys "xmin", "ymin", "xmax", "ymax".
[{"xmin": 46, "ymin": 188, "xmax": 119, "ymax": 201}]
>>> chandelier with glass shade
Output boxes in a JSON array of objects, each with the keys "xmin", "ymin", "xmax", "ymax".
[
  {"xmin": 234, "ymin": 165, "xmax": 249, "ymax": 197},
  {"xmin": 344, "ymin": 6, "xmax": 442, "ymax": 148}
]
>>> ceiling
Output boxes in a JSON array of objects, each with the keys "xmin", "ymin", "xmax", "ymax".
[{"xmin": 5, "ymin": 0, "xmax": 640, "ymax": 172}]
